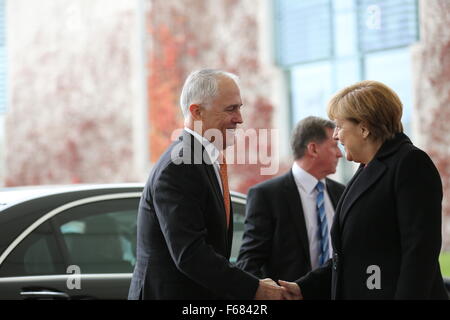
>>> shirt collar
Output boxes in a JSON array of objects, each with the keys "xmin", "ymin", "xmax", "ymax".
[
  {"xmin": 292, "ymin": 162, "xmax": 326, "ymax": 195},
  {"xmin": 184, "ymin": 127, "xmax": 221, "ymax": 164}
]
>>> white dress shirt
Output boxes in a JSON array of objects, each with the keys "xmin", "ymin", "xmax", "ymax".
[
  {"xmin": 292, "ymin": 162, "xmax": 334, "ymax": 270},
  {"xmin": 184, "ymin": 127, "xmax": 224, "ymax": 194}
]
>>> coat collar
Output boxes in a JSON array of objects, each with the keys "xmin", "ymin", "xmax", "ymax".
[
  {"xmin": 338, "ymin": 161, "xmax": 385, "ymax": 228},
  {"xmin": 373, "ymin": 132, "xmax": 412, "ymax": 160},
  {"xmin": 338, "ymin": 132, "xmax": 411, "ymax": 229}
]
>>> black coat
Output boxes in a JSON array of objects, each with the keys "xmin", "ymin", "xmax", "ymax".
[
  {"xmin": 236, "ymin": 171, "xmax": 345, "ymax": 286},
  {"xmin": 296, "ymin": 133, "xmax": 448, "ymax": 299},
  {"xmin": 128, "ymin": 130, "xmax": 259, "ymax": 300}
]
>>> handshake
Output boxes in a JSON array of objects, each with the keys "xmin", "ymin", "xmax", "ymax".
[{"xmin": 254, "ymin": 279, "xmax": 303, "ymax": 300}]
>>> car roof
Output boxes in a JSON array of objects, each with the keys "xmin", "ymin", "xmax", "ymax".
[
  {"xmin": 0, "ymin": 183, "xmax": 247, "ymax": 210},
  {"xmin": 0, "ymin": 183, "xmax": 145, "ymax": 210}
]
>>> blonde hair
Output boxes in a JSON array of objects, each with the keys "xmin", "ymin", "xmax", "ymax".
[{"xmin": 327, "ymin": 80, "xmax": 403, "ymax": 142}]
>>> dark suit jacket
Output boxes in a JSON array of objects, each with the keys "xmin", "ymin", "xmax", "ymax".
[
  {"xmin": 128, "ymin": 130, "xmax": 259, "ymax": 300},
  {"xmin": 296, "ymin": 132, "xmax": 449, "ymax": 300},
  {"xmin": 236, "ymin": 170, "xmax": 345, "ymax": 286}
]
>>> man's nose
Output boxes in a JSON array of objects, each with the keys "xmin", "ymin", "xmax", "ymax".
[{"xmin": 234, "ymin": 109, "xmax": 243, "ymax": 124}]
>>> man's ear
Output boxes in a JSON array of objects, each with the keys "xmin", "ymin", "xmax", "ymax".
[
  {"xmin": 306, "ymin": 142, "xmax": 318, "ymax": 158},
  {"xmin": 189, "ymin": 104, "xmax": 202, "ymax": 120}
]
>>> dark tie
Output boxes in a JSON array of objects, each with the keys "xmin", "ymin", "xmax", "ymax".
[{"xmin": 316, "ymin": 181, "xmax": 329, "ymax": 266}]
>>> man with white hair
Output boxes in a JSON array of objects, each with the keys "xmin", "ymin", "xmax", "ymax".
[{"xmin": 128, "ymin": 69, "xmax": 284, "ymax": 300}]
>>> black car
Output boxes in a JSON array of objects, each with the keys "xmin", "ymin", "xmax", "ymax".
[
  {"xmin": 0, "ymin": 184, "xmax": 247, "ymax": 299},
  {"xmin": 1, "ymin": 184, "xmax": 449, "ymax": 299}
]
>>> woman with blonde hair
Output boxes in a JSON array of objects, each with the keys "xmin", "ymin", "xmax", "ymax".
[{"xmin": 280, "ymin": 80, "xmax": 448, "ymax": 299}]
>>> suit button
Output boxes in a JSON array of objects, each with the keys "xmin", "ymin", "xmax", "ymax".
[{"xmin": 332, "ymin": 253, "xmax": 339, "ymax": 271}]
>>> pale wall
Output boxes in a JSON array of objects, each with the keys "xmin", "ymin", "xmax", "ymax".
[
  {"xmin": 413, "ymin": 0, "xmax": 450, "ymax": 250},
  {"xmin": 5, "ymin": 0, "xmax": 147, "ymax": 185}
]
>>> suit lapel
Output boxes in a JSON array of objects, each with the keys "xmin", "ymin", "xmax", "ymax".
[
  {"xmin": 204, "ymin": 163, "xmax": 232, "ymax": 251},
  {"xmin": 182, "ymin": 131, "xmax": 225, "ymax": 212},
  {"xmin": 331, "ymin": 166, "xmax": 363, "ymax": 251},
  {"xmin": 339, "ymin": 160, "xmax": 386, "ymax": 228},
  {"xmin": 201, "ymin": 151, "xmax": 229, "ymax": 235},
  {"xmin": 204, "ymin": 163, "xmax": 226, "ymax": 211},
  {"xmin": 284, "ymin": 171, "xmax": 312, "ymax": 269},
  {"xmin": 325, "ymin": 179, "xmax": 340, "ymax": 209},
  {"xmin": 227, "ymin": 202, "xmax": 234, "ymax": 255},
  {"xmin": 182, "ymin": 130, "xmax": 227, "ymax": 228}
]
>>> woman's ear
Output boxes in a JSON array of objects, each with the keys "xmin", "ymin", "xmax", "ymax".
[{"xmin": 359, "ymin": 122, "xmax": 370, "ymax": 139}]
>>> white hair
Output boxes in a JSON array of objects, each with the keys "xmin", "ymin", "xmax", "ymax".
[{"xmin": 179, "ymin": 69, "xmax": 239, "ymax": 119}]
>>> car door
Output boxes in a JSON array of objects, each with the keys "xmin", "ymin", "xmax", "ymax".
[
  {"xmin": 230, "ymin": 195, "xmax": 246, "ymax": 262},
  {"xmin": 0, "ymin": 193, "xmax": 139, "ymax": 299},
  {"xmin": 51, "ymin": 197, "xmax": 138, "ymax": 299},
  {"xmin": 0, "ymin": 220, "xmax": 68, "ymax": 299}
]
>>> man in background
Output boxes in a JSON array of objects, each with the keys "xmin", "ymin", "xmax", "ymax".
[{"xmin": 237, "ymin": 116, "xmax": 345, "ymax": 299}]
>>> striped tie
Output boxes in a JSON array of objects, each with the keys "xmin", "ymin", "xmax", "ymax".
[{"xmin": 316, "ymin": 181, "xmax": 329, "ymax": 266}]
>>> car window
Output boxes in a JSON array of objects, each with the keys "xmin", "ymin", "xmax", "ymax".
[
  {"xmin": 0, "ymin": 221, "xmax": 65, "ymax": 277},
  {"xmin": 53, "ymin": 198, "xmax": 138, "ymax": 274}
]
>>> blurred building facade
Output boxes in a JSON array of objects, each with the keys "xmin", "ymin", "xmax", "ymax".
[
  {"xmin": 3, "ymin": 0, "xmax": 149, "ymax": 185},
  {"xmin": 0, "ymin": 0, "xmax": 449, "ymax": 249}
]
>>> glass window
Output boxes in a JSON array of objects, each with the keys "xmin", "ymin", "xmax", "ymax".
[
  {"xmin": 53, "ymin": 198, "xmax": 139, "ymax": 274},
  {"xmin": 334, "ymin": 57, "xmax": 361, "ymax": 89},
  {"xmin": 0, "ymin": 221, "xmax": 65, "ymax": 277},
  {"xmin": 275, "ymin": 0, "xmax": 332, "ymax": 66},
  {"xmin": 276, "ymin": 0, "xmax": 418, "ymax": 184},
  {"xmin": 364, "ymin": 48, "xmax": 413, "ymax": 134},
  {"xmin": 357, "ymin": 0, "xmax": 419, "ymax": 53},
  {"xmin": 290, "ymin": 61, "xmax": 333, "ymax": 124},
  {"xmin": 334, "ymin": 1, "xmax": 358, "ymax": 57}
]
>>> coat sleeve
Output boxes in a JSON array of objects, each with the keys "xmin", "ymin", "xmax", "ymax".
[
  {"xmin": 296, "ymin": 259, "xmax": 332, "ymax": 300},
  {"xmin": 152, "ymin": 161, "xmax": 259, "ymax": 299},
  {"xmin": 235, "ymin": 186, "xmax": 273, "ymax": 278},
  {"xmin": 394, "ymin": 149, "xmax": 443, "ymax": 299}
]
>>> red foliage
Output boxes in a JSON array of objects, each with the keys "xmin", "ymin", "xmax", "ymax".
[
  {"xmin": 147, "ymin": 22, "xmax": 185, "ymax": 162},
  {"xmin": 145, "ymin": 1, "xmax": 285, "ymax": 195}
]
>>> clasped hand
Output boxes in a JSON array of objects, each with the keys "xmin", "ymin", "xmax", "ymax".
[{"xmin": 254, "ymin": 278, "xmax": 303, "ymax": 300}]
